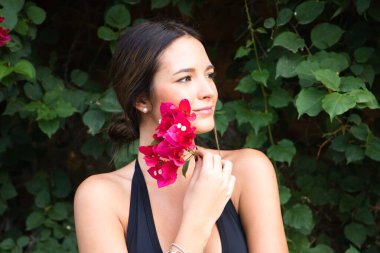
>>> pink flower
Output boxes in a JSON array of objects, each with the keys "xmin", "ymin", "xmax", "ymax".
[
  {"xmin": 139, "ymin": 99, "xmax": 197, "ymax": 188},
  {"xmin": 0, "ymin": 17, "xmax": 10, "ymax": 47}
]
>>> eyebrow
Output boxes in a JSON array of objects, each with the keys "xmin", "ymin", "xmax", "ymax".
[{"xmin": 173, "ymin": 64, "xmax": 214, "ymax": 75}]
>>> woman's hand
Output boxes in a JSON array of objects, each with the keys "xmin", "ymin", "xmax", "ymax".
[{"xmin": 181, "ymin": 149, "xmax": 236, "ymax": 237}]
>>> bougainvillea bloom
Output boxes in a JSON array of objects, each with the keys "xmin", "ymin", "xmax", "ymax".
[
  {"xmin": 139, "ymin": 99, "xmax": 197, "ymax": 188},
  {"xmin": 0, "ymin": 17, "xmax": 10, "ymax": 47}
]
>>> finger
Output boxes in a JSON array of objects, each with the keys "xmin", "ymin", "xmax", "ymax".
[
  {"xmin": 222, "ymin": 160, "xmax": 233, "ymax": 177},
  {"xmin": 213, "ymin": 154, "xmax": 222, "ymax": 173},
  {"xmin": 226, "ymin": 175, "xmax": 236, "ymax": 198},
  {"xmin": 191, "ymin": 156, "xmax": 202, "ymax": 180},
  {"xmin": 200, "ymin": 151, "xmax": 213, "ymax": 174}
]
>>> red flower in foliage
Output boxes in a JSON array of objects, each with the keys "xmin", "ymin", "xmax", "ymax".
[
  {"xmin": 139, "ymin": 99, "xmax": 197, "ymax": 188},
  {"xmin": 0, "ymin": 17, "xmax": 10, "ymax": 47}
]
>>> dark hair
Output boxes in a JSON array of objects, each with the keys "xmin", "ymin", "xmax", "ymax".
[{"xmin": 107, "ymin": 21, "xmax": 201, "ymax": 147}]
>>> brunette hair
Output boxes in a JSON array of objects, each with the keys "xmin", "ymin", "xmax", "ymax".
[{"xmin": 107, "ymin": 21, "xmax": 201, "ymax": 147}]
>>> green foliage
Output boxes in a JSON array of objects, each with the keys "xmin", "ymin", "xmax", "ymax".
[{"xmin": 0, "ymin": 0, "xmax": 379, "ymax": 252}]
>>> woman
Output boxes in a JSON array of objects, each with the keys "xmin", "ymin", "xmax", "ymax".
[{"xmin": 74, "ymin": 21, "xmax": 288, "ymax": 253}]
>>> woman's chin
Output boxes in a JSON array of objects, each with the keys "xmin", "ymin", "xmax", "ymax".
[{"xmin": 194, "ymin": 121, "xmax": 215, "ymax": 135}]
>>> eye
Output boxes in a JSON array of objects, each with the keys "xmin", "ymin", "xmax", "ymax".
[
  {"xmin": 177, "ymin": 75, "xmax": 192, "ymax": 83},
  {"xmin": 207, "ymin": 72, "xmax": 216, "ymax": 80}
]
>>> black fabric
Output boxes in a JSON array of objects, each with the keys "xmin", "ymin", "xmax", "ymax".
[{"xmin": 126, "ymin": 160, "xmax": 249, "ymax": 253}]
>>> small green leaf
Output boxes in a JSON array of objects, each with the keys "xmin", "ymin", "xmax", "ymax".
[
  {"xmin": 365, "ymin": 134, "xmax": 380, "ymax": 162},
  {"xmin": 283, "ymin": 204, "xmax": 314, "ymax": 235},
  {"xmin": 350, "ymin": 124, "xmax": 369, "ymax": 141},
  {"xmin": 307, "ymin": 244, "xmax": 334, "ymax": 253},
  {"xmin": 54, "ymin": 99, "xmax": 77, "ymax": 118},
  {"xmin": 13, "ymin": 59, "xmax": 36, "ymax": 79},
  {"xmin": 263, "ymin": 17, "xmax": 275, "ymax": 29},
  {"xmin": 3, "ymin": 99, "xmax": 25, "ymax": 115},
  {"xmin": 0, "ymin": 0, "xmax": 24, "ymax": 13},
  {"xmin": 322, "ymin": 92, "xmax": 356, "ymax": 120},
  {"xmin": 275, "ymin": 55, "xmax": 302, "ymax": 79},
  {"xmin": 248, "ymin": 111, "xmax": 273, "ymax": 134},
  {"xmin": 97, "ymin": 26, "xmax": 118, "ymax": 41},
  {"xmin": 26, "ymin": 5, "xmax": 46, "ymax": 25},
  {"xmin": 345, "ymin": 145, "xmax": 365, "ymax": 164},
  {"xmin": 340, "ymin": 76, "xmax": 366, "ymax": 92},
  {"xmin": 99, "ymin": 89, "xmax": 123, "ymax": 113},
  {"xmin": 38, "ymin": 118, "xmax": 60, "ymax": 138},
  {"xmin": 70, "ymin": 69, "xmax": 88, "ymax": 86},
  {"xmin": 349, "ymin": 88, "xmax": 379, "ymax": 109},
  {"xmin": 26, "ymin": 211, "xmax": 45, "ymax": 230},
  {"xmin": 345, "ymin": 245, "xmax": 360, "ymax": 253},
  {"xmin": 267, "ymin": 139, "xmax": 296, "ymax": 166},
  {"xmin": 276, "ymin": 8, "xmax": 293, "ymax": 26},
  {"xmin": 314, "ymin": 69, "xmax": 341, "ymax": 91},
  {"xmin": 151, "ymin": 0, "xmax": 170, "ymax": 9},
  {"xmin": 16, "ymin": 236, "xmax": 29, "ymax": 248},
  {"xmin": 344, "ymin": 222, "xmax": 367, "ymax": 247},
  {"xmin": 0, "ymin": 238, "xmax": 15, "ymax": 250},
  {"xmin": 354, "ymin": 47, "xmax": 374, "ymax": 63},
  {"xmin": 83, "ymin": 109, "xmax": 106, "ymax": 135},
  {"xmin": 295, "ymin": 87, "xmax": 326, "ymax": 118},
  {"xmin": 182, "ymin": 160, "xmax": 190, "ymax": 177},
  {"xmin": 35, "ymin": 191, "xmax": 51, "ymax": 208},
  {"xmin": 311, "ymin": 23, "xmax": 344, "ymax": 50},
  {"xmin": 279, "ymin": 185, "xmax": 291, "ymax": 205},
  {"xmin": 105, "ymin": 4, "xmax": 131, "ymax": 29},
  {"xmin": 272, "ymin": 31, "xmax": 305, "ymax": 53},
  {"xmin": 251, "ymin": 69, "xmax": 269, "ymax": 86},
  {"xmin": 295, "ymin": 1, "xmax": 325, "ymax": 24},
  {"xmin": 1, "ymin": 182, "xmax": 17, "ymax": 199},
  {"xmin": 0, "ymin": 64, "xmax": 13, "ymax": 79},
  {"xmin": 235, "ymin": 75, "xmax": 257, "ymax": 93},
  {"xmin": 244, "ymin": 130, "xmax": 267, "ymax": 149},
  {"xmin": 48, "ymin": 202, "xmax": 68, "ymax": 221},
  {"xmin": 356, "ymin": 0, "xmax": 371, "ymax": 14},
  {"xmin": 330, "ymin": 135, "xmax": 349, "ymax": 152},
  {"xmin": 269, "ymin": 87, "xmax": 292, "ymax": 108},
  {"xmin": 234, "ymin": 46, "xmax": 250, "ymax": 59},
  {"xmin": 23, "ymin": 82, "xmax": 43, "ymax": 100}
]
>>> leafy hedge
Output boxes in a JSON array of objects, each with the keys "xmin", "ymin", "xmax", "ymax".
[{"xmin": 0, "ymin": 0, "xmax": 379, "ymax": 252}]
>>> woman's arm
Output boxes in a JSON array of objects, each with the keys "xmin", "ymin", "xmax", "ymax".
[
  {"xmin": 74, "ymin": 175, "xmax": 129, "ymax": 253},
  {"xmin": 237, "ymin": 149, "xmax": 288, "ymax": 253}
]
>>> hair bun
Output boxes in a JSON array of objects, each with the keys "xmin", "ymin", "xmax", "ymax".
[{"xmin": 107, "ymin": 114, "xmax": 138, "ymax": 146}]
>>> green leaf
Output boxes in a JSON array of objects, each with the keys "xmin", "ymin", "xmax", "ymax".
[
  {"xmin": 356, "ymin": 0, "xmax": 371, "ymax": 14},
  {"xmin": 340, "ymin": 76, "xmax": 366, "ymax": 92},
  {"xmin": 235, "ymin": 75, "xmax": 257, "ymax": 93},
  {"xmin": 263, "ymin": 17, "xmax": 275, "ymax": 29},
  {"xmin": 244, "ymin": 130, "xmax": 267, "ymax": 149},
  {"xmin": 215, "ymin": 111, "xmax": 230, "ymax": 136},
  {"xmin": 24, "ymin": 82, "xmax": 43, "ymax": 100},
  {"xmin": 177, "ymin": 1, "xmax": 193, "ymax": 15},
  {"xmin": 251, "ymin": 69, "xmax": 269, "ymax": 86},
  {"xmin": 345, "ymin": 246, "xmax": 360, "ymax": 253},
  {"xmin": 48, "ymin": 202, "xmax": 68, "ymax": 221},
  {"xmin": 54, "ymin": 99, "xmax": 77, "ymax": 118},
  {"xmin": 83, "ymin": 109, "xmax": 106, "ymax": 135},
  {"xmin": 311, "ymin": 23, "xmax": 344, "ymax": 50},
  {"xmin": 35, "ymin": 191, "xmax": 51, "ymax": 208},
  {"xmin": 307, "ymin": 244, "xmax": 334, "ymax": 253},
  {"xmin": 70, "ymin": 69, "xmax": 88, "ymax": 86},
  {"xmin": 322, "ymin": 92, "xmax": 356, "ymax": 120},
  {"xmin": 26, "ymin": 211, "xmax": 45, "ymax": 230},
  {"xmin": 350, "ymin": 124, "xmax": 369, "ymax": 141},
  {"xmin": 348, "ymin": 114, "xmax": 362, "ymax": 125},
  {"xmin": 330, "ymin": 135, "xmax": 349, "ymax": 152},
  {"xmin": 355, "ymin": 207, "xmax": 375, "ymax": 225},
  {"xmin": 3, "ymin": 99, "xmax": 25, "ymax": 115},
  {"xmin": 354, "ymin": 47, "xmax": 374, "ymax": 63},
  {"xmin": 248, "ymin": 111, "xmax": 273, "ymax": 134},
  {"xmin": 1, "ymin": 182, "xmax": 17, "ymax": 199},
  {"xmin": 283, "ymin": 204, "xmax": 314, "ymax": 235},
  {"xmin": 272, "ymin": 31, "xmax": 305, "ymax": 53},
  {"xmin": 26, "ymin": 5, "xmax": 46, "ymax": 25},
  {"xmin": 275, "ymin": 55, "xmax": 302, "ymax": 79},
  {"xmin": 0, "ymin": 238, "xmax": 15, "ymax": 250},
  {"xmin": 234, "ymin": 46, "xmax": 250, "ymax": 59},
  {"xmin": 314, "ymin": 69, "xmax": 341, "ymax": 91},
  {"xmin": 0, "ymin": 64, "xmax": 13, "ymax": 80},
  {"xmin": 99, "ymin": 89, "xmax": 123, "ymax": 113},
  {"xmin": 349, "ymin": 89, "xmax": 379, "ymax": 109},
  {"xmin": 269, "ymin": 87, "xmax": 292, "ymax": 108},
  {"xmin": 16, "ymin": 236, "xmax": 29, "ymax": 248},
  {"xmin": 38, "ymin": 118, "xmax": 60, "ymax": 138},
  {"xmin": 295, "ymin": 87, "xmax": 325, "ymax": 118},
  {"xmin": 345, "ymin": 145, "xmax": 365, "ymax": 164},
  {"xmin": 97, "ymin": 26, "xmax": 118, "ymax": 41},
  {"xmin": 295, "ymin": 59, "xmax": 319, "ymax": 83},
  {"xmin": 182, "ymin": 160, "xmax": 190, "ymax": 177},
  {"xmin": 151, "ymin": 0, "xmax": 170, "ymax": 9},
  {"xmin": 365, "ymin": 134, "xmax": 380, "ymax": 162},
  {"xmin": 295, "ymin": 1, "xmax": 325, "ymax": 25},
  {"xmin": 276, "ymin": 8, "xmax": 293, "ymax": 26},
  {"xmin": 0, "ymin": 0, "xmax": 24, "ymax": 13},
  {"xmin": 279, "ymin": 185, "xmax": 291, "ymax": 205},
  {"xmin": 344, "ymin": 222, "xmax": 367, "ymax": 247},
  {"xmin": 267, "ymin": 139, "xmax": 296, "ymax": 165},
  {"xmin": 13, "ymin": 59, "xmax": 36, "ymax": 79},
  {"xmin": 105, "ymin": 4, "xmax": 131, "ymax": 29},
  {"xmin": 314, "ymin": 51, "xmax": 350, "ymax": 73}
]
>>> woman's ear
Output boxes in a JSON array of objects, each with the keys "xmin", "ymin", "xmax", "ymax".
[{"xmin": 135, "ymin": 94, "xmax": 152, "ymax": 114}]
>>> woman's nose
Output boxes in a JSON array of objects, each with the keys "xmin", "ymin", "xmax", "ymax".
[{"xmin": 198, "ymin": 77, "xmax": 216, "ymax": 100}]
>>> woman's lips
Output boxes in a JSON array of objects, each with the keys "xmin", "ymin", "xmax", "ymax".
[{"xmin": 193, "ymin": 106, "xmax": 213, "ymax": 116}]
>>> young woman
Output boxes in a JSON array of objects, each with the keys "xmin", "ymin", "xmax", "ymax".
[{"xmin": 74, "ymin": 21, "xmax": 288, "ymax": 253}]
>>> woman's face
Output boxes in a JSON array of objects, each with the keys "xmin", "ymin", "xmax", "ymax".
[{"xmin": 149, "ymin": 35, "xmax": 218, "ymax": 134}]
